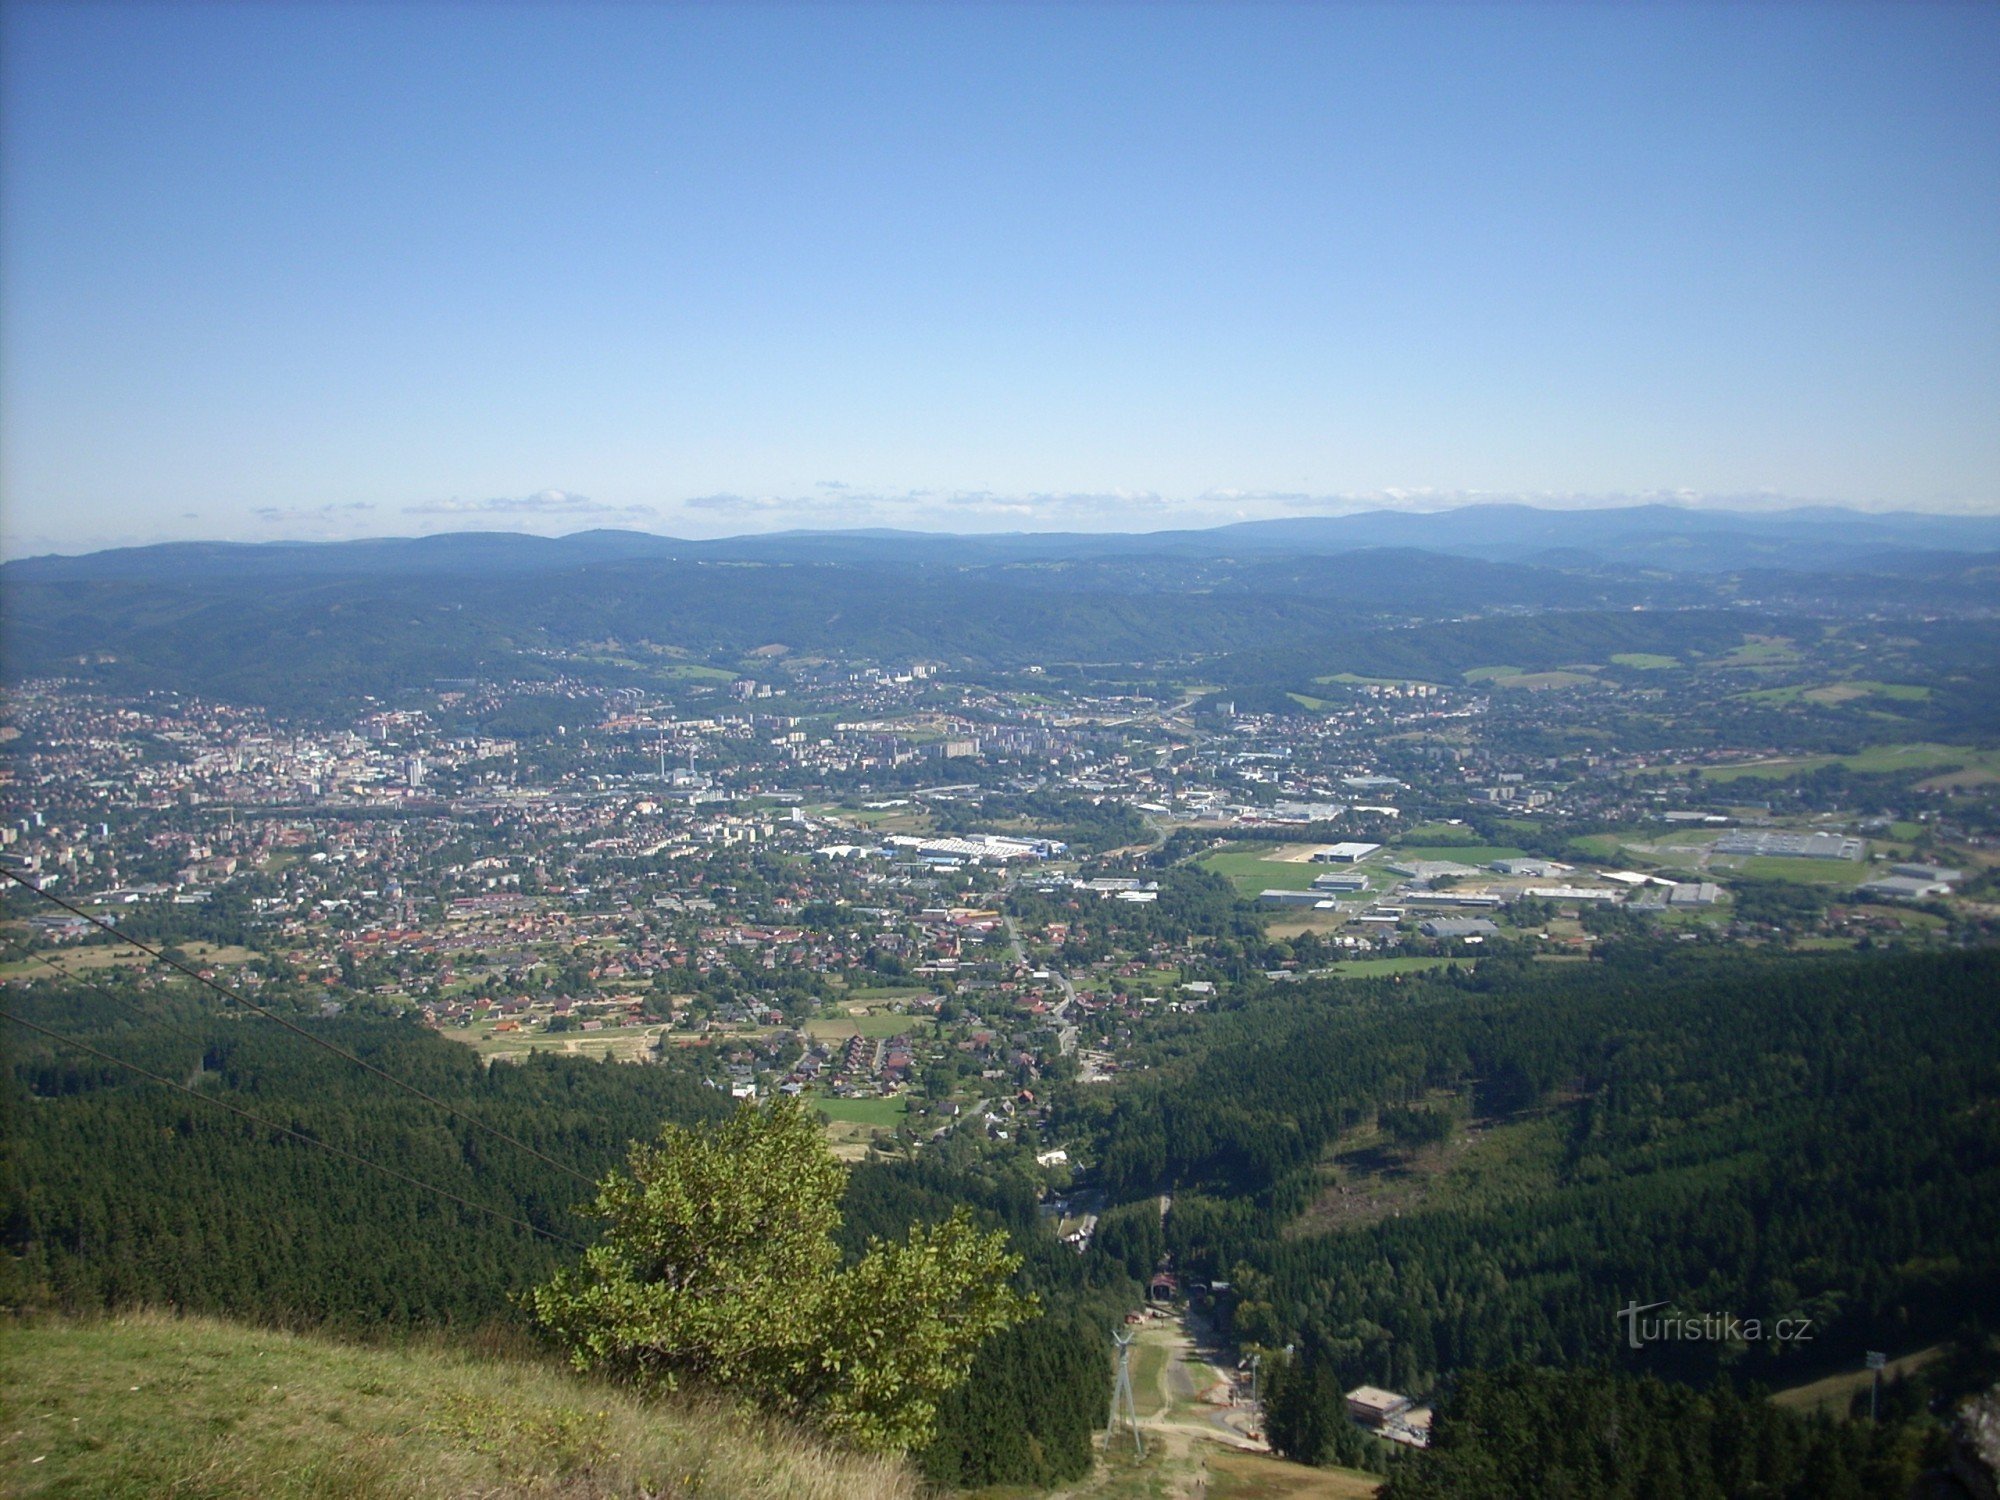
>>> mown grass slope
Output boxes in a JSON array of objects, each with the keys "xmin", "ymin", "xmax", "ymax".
[{"xmin": 1, "ymin": 1311, "xmax": 915, "ymax": 1500}]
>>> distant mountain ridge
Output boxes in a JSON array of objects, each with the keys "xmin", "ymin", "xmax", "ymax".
[
  {"xmin": 10, "ymin": 502, "xmax": 2000, "ymax": 581},
  {"xmin": 6, "ymin": 502, "xmax": 1996, "ymax": 712}
]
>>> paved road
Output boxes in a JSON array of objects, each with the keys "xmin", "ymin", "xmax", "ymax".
[{"xmin": 1002, "ymin": 882, "xmax": 1079, "ymax": 1052}]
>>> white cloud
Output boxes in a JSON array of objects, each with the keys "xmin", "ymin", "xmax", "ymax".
[
  {"xmin": 669, "ymin": 487, "xmax": 1191, "ymax": 532},
  {"xmin": 403, "ymin": 489, "xmax": 658, "ymax": 520},
  {"xmin": 251, "ymin": 501, "xmax": 377, "ymax": 524},
  {"xmin": 682, "ymin": 492, "xmax": 798, "ymax": 514}
]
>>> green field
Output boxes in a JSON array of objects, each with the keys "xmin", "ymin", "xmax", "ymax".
[
  {"xmin": 1719, "ymin": 637, "xmax": 1802, "ymax": 665},
  {"xmin": 0, "ymin": 940, "xmax": 260, "ymax": 980},
  {"xmin": 1128, "ymin": 1339, "xmax": 1170, "ymax": 1418},
  {"xmin": 1730, "ymin": 855, "xmax": 1872, "ymax": 886},
  {"xmin": 805, "ymin": 1013, "xmax": 931, "ymax": 1041},
  {"xmin": 1401, "ymin": 822, "xmax": 1482, "ymax": 844},
  {"xmin": 1464, "ymin": 665, "xmax": 1597, "ymax": 689},
  {"xmin": 811, "ymin": 1095, "xmax": 909, "ymax": 1128},
  {"xmin": 454, "ymin": 1019, "xmax": 667, "ymax": 1064},
  {"xmin": 820, "ymin": 804, "xmax": 933, "ymax": 831},
  {"xmin": 1504, "ymin": 671, "xmax": 1596, "ymax": 689},
  {"xmin": 1848, "ymin": 742, "xmax": 1996, "ymax": 771},
  {"xmin": 1206, "ymin": 1445, "xmax": 1388, "ymax": 1499},
  {"xmin": 1201, "ymin": 846, "xmax": 1324, "ymax": 893},
  {"xmin": 840, "ymin": 984, "xmax": 934, "ymax": 1002},
  {"xmin": 1740, "ymin": 679, "xmax": 1933, "ymax": 707},
  {"xmin": 1328, "ymin": 956, "xmax": 1468, "ymax": 978},
  {"xmin": 653, "ymin": 661, "xmax": 737, "ymax": 680},
  {"xmin": 1686, "ymin": 742, "xmax": 2000, "ymax": 784},
  {"xmin": 1772, "ymin": 1344, "xmax": 1945, "ymax": 1418},
  {"xmin": 1316, "ymin": 672, "xmax": 1443, "ymax": 689},
  {"xmin": 1610, "ymin": 652, "xmax": 1680, "ymax": 670},
  {"xmin": 1819, "ymin": 679, "xmax": 1930, "ymax": 702}
]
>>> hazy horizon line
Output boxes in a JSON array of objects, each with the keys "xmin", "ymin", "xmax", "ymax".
[{"xmin": 9, "ymin": 493, "xmax": 2000, "ymax": 565}]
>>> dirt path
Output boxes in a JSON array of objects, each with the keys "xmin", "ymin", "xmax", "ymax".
[{"xmin": 1054, "ymin": 1300, "xmax": 1407, "ymax": 1500}]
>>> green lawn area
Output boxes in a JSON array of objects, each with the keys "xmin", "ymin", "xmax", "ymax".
[
  {"xmin": 1201, "ymin": 846, "xmax": 1323, "ymax": 893},
  {"xmin": 1464, "ymin": 665, "xmax": 1597, "ymax": 688},
  {"xmin": 1328, "ymin": 956, "xmax": 1467, "ymax": 978},
  {"xmin": 1316, "ymin": 672, "xmax": 1444, "ymax": 689},
  {"xmin": 1738, "ymin": 684, "xmax": 1808, "ymax": 704},
  {"xmin": 0, "ymin": 940, "xmax": 264, "ymax": 988},
  {"xmin": 453, "ymin": 1020, "xmax": 666, "ymax": 1064},
  {"xmin": 1128, "ymin": 1339, "xmax": 1170, "ymax": 1418},
  {"xmin": 805, "ymin": 1012, "xmax": 932, "ymax": 1042},
  {"xmin": 811, "ymin": 1094, "xmax": 909, "ymax": 1128},
  {"xmin": 1818, "ymin": 679, "xmax": 1931, "ymax": 702},
  {"xmin": 1729, "ymin": 856, "xmax": 1871, "ymax": 886},
  {"xmin": 1773, "ymin": 1345, "xmax": 1945, "ymax": 1418},
  {"xmin": 1699, "ymin": 756, "xmax": 1842, "ymax": 782},
  {"xmin": 1611, "ymin": 652, "xmax": 1679, "ymax": 669},
  {"xmin": 1843, "ymin": 741, "xmax": 1994, "ymax": 772},
  {"xmin": 1122, "ymin": 966, "xmax": 1183, "ymax": 992},
  {"xmin": 1401, "ymin": 821, "xmax": 1482, "ymax": 843},
  {"xmin": 653, "ymin": 661, "xmax": 737, "ymax": 680},
  {"xmin": 1206, "ymin": 1444, "xmax": 1393, "ymax": 1499},
  {"xmin": 1718, "ymin": 637, "xmax": 1801, "ymax": 665},
  {"xmin": 0, "ymin": 945, "xmax": 145, "ymax": 979},
  {"xmin": 1692, "ymin": 742, "xmax": 2000, "ymax": 783},
  {"xmin": 1495, "ymin": 670, "xmax": 1597, "ymax": 689},
  {"xmin": 841, "ymin": 984, "xmax": 933, "ymax": 1002},
  {"xmin": 1740, "ymin": 680, "xmax": 1933, "ymax": 707},
  {"xmin": 825, "ymin": 804, "xmax": 934, "ymax": 830}
]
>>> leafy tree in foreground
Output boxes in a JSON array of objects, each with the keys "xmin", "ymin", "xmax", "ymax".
[{"xmin": 530, "ymin": 1097, "xmax": 1034, "ymax": 1453}]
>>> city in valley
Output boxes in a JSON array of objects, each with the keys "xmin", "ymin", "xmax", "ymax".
[{"xmin": 8, "ymin": 617, "xmax": 1996, "ymax": 1151}]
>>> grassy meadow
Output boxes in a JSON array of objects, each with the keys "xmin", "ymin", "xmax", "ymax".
[{"xmin": 1, "ymin": 1312, "xmax": 915, "ymax": 1500}]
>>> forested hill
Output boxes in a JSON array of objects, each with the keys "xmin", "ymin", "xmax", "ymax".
[
  {"xmin": 1065, "ymin": 946, "xmax": 2000, "ymax": 1401},
  {"xmin": 6, "ymin": 508, "xmax": 1999, "ymax": 712},
  {"xmin": 13, "ymin": 503, "xmax": 2000, "ymax": 579},
  {"xmin": 4, "ymin": 987, "xmax": 732, "ymax": 1324},
  {"xmin": 1, "ymin": 983, "xmax": 1119, "ymax": 1490},
  {"xmin": 0, "ymin": 547, "xmax": 1663, "ymax": 709}
]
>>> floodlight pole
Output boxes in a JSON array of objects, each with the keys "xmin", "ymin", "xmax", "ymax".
[{"xmin": 1110, "ymin": 1330, "xmax": 1145, "ymax": 1458}]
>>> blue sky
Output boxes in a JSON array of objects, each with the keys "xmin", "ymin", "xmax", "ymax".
[{"xmin": 3, "ymin": 2, "xmax": 1996, "ymax": 555}]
